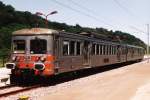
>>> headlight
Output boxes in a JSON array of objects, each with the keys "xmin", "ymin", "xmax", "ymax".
[
  {"xmin": 16, "ymin": 56, "xmax": 20, "ymax": 61},
  {"xmin": 12, "ymin": 56, "xmax": 16, "ymax": 61},
  {"xmin": 5, "ymin": 63, "xmax": 15, "ymax": 69},
  {"xmin": 36, "ymin": 57, "xmax": 40, "ymax": 61},
  {"xmin": 40, "ymin": 56, "xmax": 46, "ymax": 62},
  {"xmin": 34, "ymin": 63, "xmax": 45, "ymax": 71}
]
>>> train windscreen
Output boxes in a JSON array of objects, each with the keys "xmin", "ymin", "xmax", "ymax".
[
  {"xmin": 30, "ymin": 39, "xmax": 47, "ymax": 54},
  {"xmin": 13, "ymin": 40, "xmax": 25, "ymax": 53}
]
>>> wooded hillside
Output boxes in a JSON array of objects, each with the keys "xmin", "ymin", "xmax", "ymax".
[{"xmin": 0, "ymin": 1, "xmax": 146, "ymax": 56}]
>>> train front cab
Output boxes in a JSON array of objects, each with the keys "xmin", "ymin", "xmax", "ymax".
[{"xmin": 5, "ymin": 28, "xmax": 57, "ymax": 79}]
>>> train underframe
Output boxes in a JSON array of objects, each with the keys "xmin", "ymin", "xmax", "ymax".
[{"xmin": 9, "ymin": 58, "xmax": 143, "ymax": 84}]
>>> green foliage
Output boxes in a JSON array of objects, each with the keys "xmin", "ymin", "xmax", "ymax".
[
  {"xmin": 0, "ymin": 23, "xmax": 30, "ymax": 50},
  {"xmin": 0, "ymin": 1, "xmax": 147, "ymax": 57}
]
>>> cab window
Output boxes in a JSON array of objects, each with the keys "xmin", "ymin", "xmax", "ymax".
[
  {"xmin": 13, "ymin": 40, "xmax": 25, "ymax": 53},
  {"xmin": 30, "ymin": 39, "xmax": 47, "ymax": 54}
]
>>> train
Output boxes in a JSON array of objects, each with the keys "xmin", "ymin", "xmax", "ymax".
[{"xmin": 5, "ymin": 28, "xmax": 145, "ymax": 82}]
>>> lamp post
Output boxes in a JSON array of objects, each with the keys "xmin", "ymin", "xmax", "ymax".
[{"xmin": 36, "ymin": 11, "xmax": 58, "ymax": 28}]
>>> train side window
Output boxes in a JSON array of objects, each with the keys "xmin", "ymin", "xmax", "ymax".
[
  {"xmin": 69, "ymin": 41, "xmax": 75, "ymax": 55},
  {"xmin": 103, "ymin": 45, "xmax": 105, "ymax": 55},
  {"xmin": 109, "ymin": 45, "xmax": 110, "ymax": 55},
  {"xmin": 106, "ymin": 45, "xmax": 108, "ymax": 55},
  {"xmin": 106, "ymin": 45, "xmax": 109, "ymax": 55},
  {"xmin": 99, "ymin": 44, "xmax": 101, "ymax": 55},
  {"xmin": 110, "ymin": 45, "xmax": 112, "ymax": 55},
  {"xmin": 124, "ymin": 47, "xmax": 125, "ymax": 54},
  {"xmin": 92, "ymin": 43, "xmax": 96, "ymax": 55},
  {"xmin": 100, "ymin": 45, "xmax": 103, "ymax": 55},
  {"xmin": 114, "ymin": 46, "xmax": 116, "ymax": 55},
  {"xmin": 112, "ymin": 46, "xmax": 114, "ymax": 55},
  {"xmin": 105, "ymin": 45, "xmax": 107, "ymax": 55},
  {"xmin": 109, "ymin": 45, "xmax": 111, "ymax": 55},
  {"xmin": 105, "ymin": 45, "xmax": 108, "ymax": 55},
  {"xmin": 141, "ymin": 49, "xmax": 143, "ymax": 55},
  {"xmin": 102, "ymin": 45, "xmax": 104, "ymax": 55},
  {"xmin": 96, "ymin": 44, "xmax": 99, "ymax": 55},
  {"xmin": 63, "ymin": 41, "xmax": 69, "ymax": 56},
  {"xmin": 108, "ymin": 45, "xmax": 110, "ymax": 55},
  {"xmin": 128, "ymin": 48, "xmax": 130, "ymax": 54},
  {"xmin": 76, "ymin": 42, "xmax": 81, "ymax": 55},
  {"xmin": 122, "ymin": 47, "xmax": 124, "ymax": 55}
]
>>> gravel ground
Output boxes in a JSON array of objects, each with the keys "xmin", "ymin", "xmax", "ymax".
[{"xmin": 1, "ymin": 60, "xmax": 150, "ymax": 100}]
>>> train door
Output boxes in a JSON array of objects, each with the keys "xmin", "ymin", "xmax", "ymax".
[
  {"xmin": 53, "ymin": 35, "xmax": 60, "ymax": 73},
  {"xmin": 117, "ymin": 45, "xmax": 121, "ymax": 62},
  {"xmin": 125, "ymin": 46, "xmax": 128, "ymax": 61},
  {"xmin": 82, "ymin": 41, "xmax": 91, "ymax": 66}
]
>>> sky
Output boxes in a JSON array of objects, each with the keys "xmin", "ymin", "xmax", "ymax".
[{"xmin": 1, "ymin": 0, "xmax": 150, "ymax": 44}]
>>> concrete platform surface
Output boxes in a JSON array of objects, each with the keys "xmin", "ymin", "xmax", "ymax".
[
  {"xmin": 39, "ymin": 60, "xmax": 150, "ymax": 100},
  {"xmin": 0, "ymin": 68, "xmax": 11, "ymax": 86}
]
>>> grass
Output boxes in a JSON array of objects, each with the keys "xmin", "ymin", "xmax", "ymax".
[
  {"xmin": 0, "ymin": 59, "xmax": 4, "ymax": 68},
  {"xmin": 0, "ymin": 59, "xmax": 3, "ymax": 68}
]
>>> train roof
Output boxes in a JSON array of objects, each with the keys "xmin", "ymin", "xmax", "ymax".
[
  {"xmin": 12, "ymin": 28, "xmax": 144, "ymax": 49},
  {"xmin": 126, "ymin": 44, "xmax": 144, "ymax": 49},
  {"xmin": 12, "ymin": 28, "xmax": 58, "ymax": 35}
]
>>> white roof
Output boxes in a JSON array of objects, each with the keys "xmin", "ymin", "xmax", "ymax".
[{"xmin": 12, "ymin": 28, "xmax": 58, "ymax": 35}]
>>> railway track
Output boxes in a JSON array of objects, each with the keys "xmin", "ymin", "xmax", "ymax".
[
  {"xmin": 143, "ymin": 57, "xmax": 150, "ymax": 61},
  {"xmin": 0, "ymin": 84, "xmax": 41, "ymax": 98},
  {"xmin": 0, "ymin": 84, "xmax": 16, "ymax": 90},
  {"xmin": 0, "ymin": 59, "xmax": 148, "ymax": 98}
]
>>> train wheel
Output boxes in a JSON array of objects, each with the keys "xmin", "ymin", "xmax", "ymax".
[{"xmin": 10, "ymin": 74, "xmax": 21, "ymax": 84}]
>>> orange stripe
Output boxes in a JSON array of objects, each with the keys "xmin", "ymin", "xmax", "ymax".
[
  {"xmin": 43, "ymin": 62, "xmax": 54, "ymax": 76},
  {"xmin": 46, "ymin": 55, "xmax": 54, "ymax": 61},
  {"xmin": 44, "ymin": 63, "xmax": 54, "ymax": 68},
  {"xmin": 18, "ymin": 62, "xmax": 26, "ymax": 68},
  {"xmin": 28, "ymin": 63, "xmax": 34, "ymax": 68},
  {"xmin": 31, "ymin": 56, "xmax": 39, "ymax": 61},
  {"xmin": 42, "ymin": 69, "xmax": 54, "ymax": 76}
]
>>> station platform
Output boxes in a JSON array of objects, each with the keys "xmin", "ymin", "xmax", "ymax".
[
  {"xmin": 0, "ymin": 68, "xmax": 11, "ymax": 86},
  {"xmin": 39, "ymin": 60, "xmax": 150, "ymax": 100}
]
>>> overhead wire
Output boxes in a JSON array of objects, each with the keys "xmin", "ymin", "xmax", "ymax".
[
  {"xmin": 113, "ymin": 0, "xmax": 147, "ymax": 36},
  {"xmin": 67, "ymin": 0, "xmax": 143, "ymax": 33},
  {"xmin": 130, "ymin": 26, "xmax": 146, "ymax": 34},
  {"xmin": 113, "ymin": 0, "xmax": 135, "ymax": 17},
  {"xmin": 52, "ymin": 0, "xmax": 147, "ymax": 39},
  {"xmin": 115, "ymin": 0, "xmax": 147, "ymax": 24},
  {"xmin": 52, "ymin": 0, "xmax": 117, "ymax": 29},
  {"xmin": 68, "ymin": 0, "xmax": 124, "ymax": 29},
  {"xmin": 68, "ymin": 0, "xmax": 102, "ymax": 18}
]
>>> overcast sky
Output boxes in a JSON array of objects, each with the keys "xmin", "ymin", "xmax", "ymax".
[{"xmin": 1, "ymin": 0, "xmax": 150, "ymax": 44}]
